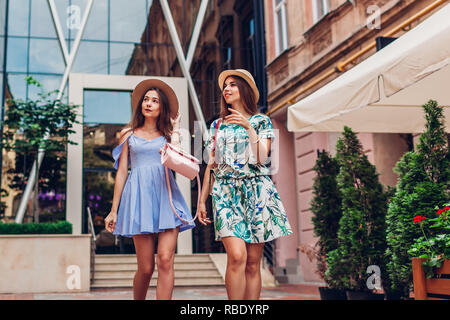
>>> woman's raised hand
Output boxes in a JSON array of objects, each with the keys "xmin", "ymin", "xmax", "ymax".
[{"xmin": 225, "ymin": 107, "xmax": 251, "ymax": 130}]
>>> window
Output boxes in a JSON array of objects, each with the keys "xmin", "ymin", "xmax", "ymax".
[
  {"xmin": 243, "ymin": 16, "xmax": 256, "ymax": 76},
  {"xmin": 312, "ymin": 0, "xmax": 330, "ymax": 23},
  {"xmin": 273, "ymin": 0, "xmax": 288, "ymax": 56},
  {"xmin": 216, "ymin": 16, "xmax": 233, "ymax": 70}
]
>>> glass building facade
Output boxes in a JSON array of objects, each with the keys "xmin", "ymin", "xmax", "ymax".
[
  {"xmin": 2, "ymin": 0, "xmax": 152, "ymax": 99},
  {"xmin": 0, "ymin": 0, "xmax": 153, "ymax": 249}
]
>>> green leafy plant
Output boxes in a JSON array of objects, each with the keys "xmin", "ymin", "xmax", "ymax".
[
  {"xmin": 1, "ymin": 77, "xmax": 79, "ymax": 222},
  {"xmin": 325, "ymin": 126, "xmax": 388, "ymax": 292},
  {"xmin": 310, "ymin": 150, "xmax": 342, "ymax": 285},
  {"xmin": 385, "ymin": 100, "xmax": 449, "ymax": 298},
  {"xmin": 408, "ymin": 204, "xmax": 450, "ymax": 278},
  {"xmin": 0, "ymin": 220, "xmax": 72, "ymax": 234}
]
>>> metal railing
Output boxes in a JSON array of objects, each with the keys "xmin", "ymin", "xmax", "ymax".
[
  {"xmin": 86, "ymin": 207, "xmax": 96, "ymax": 283},
  {"xmin": 263, "ymin": 241, "xmax": 276, "ymax": 272}
]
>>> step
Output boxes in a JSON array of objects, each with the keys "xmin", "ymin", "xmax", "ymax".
[
  {"xmin": 93, "ymin": 269, "xmax": 221, "ymax": 279},
  {"xmin": 91, "ymin": 254, "xmax": 225, "ymax": 288},
  {"xmin": 94, "ymin": 254, "xmax": 212, "ymax": 264},
  {"xmin": 91, "ymin": 276, "xmax": 225, "ymax": 288},
  {"xmin": 94, "ymin": 262, "xmax": 217, "ymax": 272}
]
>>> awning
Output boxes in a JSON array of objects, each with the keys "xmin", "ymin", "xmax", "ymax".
[{"xmin": 287, "ymin": 3, "xmax": 450, "ymax": 133}]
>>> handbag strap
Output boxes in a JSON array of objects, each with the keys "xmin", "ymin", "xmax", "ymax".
[
  {"xmin": 212, "ymin": 118, "xmax": 222, "ymax": 152},
  {"xmin": 164, "ymin": 166, "xmax": 200, "ymax": 224}
]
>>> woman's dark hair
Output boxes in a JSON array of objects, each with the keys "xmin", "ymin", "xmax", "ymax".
[
  {"xmin": 121, "ymin": 88, "xmax": 173, "ymax": 142},
  {"xmin": 219, "ymin": 75, "xmax": 258, "ymax": 119}
]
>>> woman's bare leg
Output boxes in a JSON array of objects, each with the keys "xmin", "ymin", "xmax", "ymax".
[
  {"xmin": 244, "ymin": 242, "xmax": 264, "ymax": 300},
  {"xmin": 156, "ymin": 227, "xmax": 179, "ymax": 300},
  {"xmin": 222, "ymin": 236, "xmax": 247, "ymax": 300},
  {"xmin": 132, "ymin": 234, "xmax": 156, "ymax": 300}
]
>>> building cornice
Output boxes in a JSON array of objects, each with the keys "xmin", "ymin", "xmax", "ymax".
[{"xmin": 266, "ymin": 0, "xmax": 420, "ymax": 114}]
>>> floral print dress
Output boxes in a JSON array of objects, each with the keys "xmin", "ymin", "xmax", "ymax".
[{"xmin": 205, "ymin": 114, "xmax": 293, "ymax": 243}]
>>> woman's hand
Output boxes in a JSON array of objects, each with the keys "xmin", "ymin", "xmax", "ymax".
[
  {"xmin": 197, "ymin": 202, "xmax": 211, "ymax": 226},
  {"xmin": 225, "ymin": 107, "xmax": 251, "ymax": 130},
  {"xmin": 104, "ymin": 211, "xmax": 117, "ymax": 233}
]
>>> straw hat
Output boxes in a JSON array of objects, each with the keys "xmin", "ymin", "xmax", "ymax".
[
  {"xmin": 218, "ymin": 69, "xmax": 260, "ymax": 103},
  {"xmin": 131, "ymin": 79, "xmax": 179, "ymax": 119}
]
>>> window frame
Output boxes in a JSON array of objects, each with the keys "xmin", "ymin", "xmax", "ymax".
[
  {"xmin": 273, "ymin": 0, "xmax": 288, "ymax": 56},
  {"xmin": 312, "ymin": 0, "xmax": 330, "ymax": 23}
]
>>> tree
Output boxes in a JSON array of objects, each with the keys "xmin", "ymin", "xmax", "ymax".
[
  {"xmin": 1, "ymin": 77, "xmax": 79, "ymax": 222},
  {"xmin": 385, "ymin": 100, "xmax": 449, "ymax": 298},
  {"xmin": 326, "ymin": 126, "xmax": 388, "ymax": 292},
  {"xmin": 310, "ymin": 150, "xmax": 342, "ymax": 283}
]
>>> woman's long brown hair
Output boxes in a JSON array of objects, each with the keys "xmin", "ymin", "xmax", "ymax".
[
  {"xmin": 219, "ymin": 75, "xmax": 258, "ymax": 119},
  {"xmin": 121, "ymin": 88, "xmax": 173, "ymax": 142}
]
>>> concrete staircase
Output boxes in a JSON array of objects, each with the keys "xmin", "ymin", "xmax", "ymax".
[{"xmin": 91, "ymin": 254, "xmax": 225, "ymax": 288}]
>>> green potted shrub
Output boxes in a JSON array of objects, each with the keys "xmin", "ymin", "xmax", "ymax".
[
  {"xmin": 385, "ymin": 100, "xmax": 449, "ymax": 299},
  {"xmin": 0, "ymin": 220, "xmax": 72, "ymax": 234},
  {"xmin": 327, "ymin": 126, "xmax": 388, "ymax": 300},
  {"xmin": 310, "ymin": 150, "xmax": 346, "ymax": 300}
]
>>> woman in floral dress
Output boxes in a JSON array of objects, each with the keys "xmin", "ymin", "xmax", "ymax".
[{"xmin": 198, "ymin": 69, "xmax": 292, "ymax": 300}]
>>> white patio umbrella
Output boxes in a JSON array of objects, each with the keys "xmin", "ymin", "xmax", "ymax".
[{"xmin": 287, "ymin": 3, "xmax": 450, "ymax": 133}]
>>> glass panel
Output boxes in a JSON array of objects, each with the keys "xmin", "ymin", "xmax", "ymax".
[
  {"xmin": 5, "ymin": 73, "xmax": 27, "ymax": 102},
  {"xmin": 0, "ymin": 0, "xmax": 6, "ymax": 36},
  {"xmin": 84, "ymin": 90, "xmax": 132, "ymax": 124},
  {"xmin": 110, "ymin": 0, "xmax": 148, "ymax": 43},
  {"xmin": 109, "ymin": 42, "xmax": 135, "ymax": 75},
  {"xmin": 6, "ymin": 38, "xmax": 28, "ymax": 72},
  {"xmin": 30, "ymin": 0, "xmax": 57, "ymax": 38},
  {"xmin": 36, "ymin": 151, "xmax": 67, "ymax": 222},
  {"xmin": 67, "ymin": 0, "xmax": 88, "ymax": 40},
  {"xmin": 29, "ymin": 39, "xmax": 65, "ymax": 73},
  {"xmin": 72, "ymin": 40, "xmax": 108, "ymax": 74},
  {"xmin": 0, "ymin": 71, "xmax": 3, "ymax": 101},
  {"xmin": 26, "ymin": 74, "xmax": 65, "ymax": 102},
  {"xmin": 317, "ymin": 0, "xmax": 324, "ymax": 16},
  {"xmin": 8, "ymin": 0, "xmax": 29, "ymax": 36},
  {"xmin": 276, "ymin": 9, "xmax": 283, "ymax": 52},
  {"xmin": 82, "ymin": 0, "xmax": 107, "ymax": 41},
  {"xmin": 83, "ymin": 123, "xmax": 135, "ymax": 253},
  {"xmin": 249, "ymin": 18, "xmax": 254, "ymax": 36},
  {"xmin": 0, "ymin": 36, "xmax": 4, "ymax": 71}
]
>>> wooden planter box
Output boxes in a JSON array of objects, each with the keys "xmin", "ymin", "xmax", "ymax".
[{"xmin": 412, "ymin": 257, "xmax": 450, "ymax": 300}]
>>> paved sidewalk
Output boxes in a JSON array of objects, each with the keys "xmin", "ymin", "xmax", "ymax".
[{"xmin": 0, "ymin": 284, "xmax": 320, "ymax": 300}]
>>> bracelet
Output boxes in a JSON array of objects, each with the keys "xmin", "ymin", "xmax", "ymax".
[{"xmin": 250, "ymin": 137, "xmax": 260, "ymax": 144}]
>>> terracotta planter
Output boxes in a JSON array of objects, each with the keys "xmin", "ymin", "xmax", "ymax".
[{"xmin": 412, "ymin": 258, "xmax": 450, "ymax": 300}]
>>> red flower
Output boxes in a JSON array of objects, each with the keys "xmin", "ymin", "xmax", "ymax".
[
  {"xmin": 414, "ymin": 216, "xmax": 426, "ymax": 224},
  {"xmin": 436, "ymin": 206, "xmax": 450, "ymax": 215}
]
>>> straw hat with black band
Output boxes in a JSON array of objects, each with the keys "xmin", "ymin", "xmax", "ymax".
[
  {"xmin": 218, "ymin": 69, "xmax": 260, "ymax": 103},
  {"xmin": 131, "ymin": 79, "xmax": 179, "ymax": 119}
]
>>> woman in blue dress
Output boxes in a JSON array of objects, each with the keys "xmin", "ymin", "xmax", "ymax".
[{"xmin": 104, "ymin": 79, "xmax": 195, "ymax": 300}]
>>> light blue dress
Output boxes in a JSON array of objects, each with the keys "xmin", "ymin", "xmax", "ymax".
[{"xmin": 112, "ymin": 132, "xmax": 195, "ymax": 237}]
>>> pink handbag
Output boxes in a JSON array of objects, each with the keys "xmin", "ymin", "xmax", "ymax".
[{"xmin": 161, "ymin": 143, "xmax": 201, "ymax": 223}]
